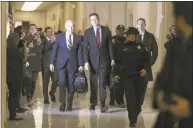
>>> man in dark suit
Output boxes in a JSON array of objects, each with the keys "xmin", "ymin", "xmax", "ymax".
[
  {"xmin": 50, "ymin": 20, "xmax": 83, "ymax": 111},
  {"xmin": 41, "ymin": 27, "xmax": 58, "ymax": 104},
  {"xmin": 136, "ymin": 18, "xmax": 158, "ymax": 105},
  {"xmin": 83, "ymin": 13, "xmax": 114, "ymax": 113}
]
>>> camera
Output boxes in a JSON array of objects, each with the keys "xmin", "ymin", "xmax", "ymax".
[{"xmin": 166, "ymin": 25, "xmax": 176, "ymax": 41}]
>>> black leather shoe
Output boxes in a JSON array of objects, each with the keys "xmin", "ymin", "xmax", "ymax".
[
  {"xmin": 16, "ymin": 107, "xmax": 28, "ymax": 113},
  {"xmin": 118, "ymin": 103, "xmax": 125, "ymax": 108},
  {"xmin": 44, "ymin": 100, "xmax": 50, "ymax": 104},
  {"xmin": 9, "ymin": 117, "xmax": 23, "ymax": 121},
  {"xmin": 129, "ymin": 122, "xmax": 136, "ymax": 127},
  {"xmin": 59, "ymin": 104, "xmax": 66, "ymax": 111},
  {"xmin": 109, "ymin": 99, "xmax": 115, "ymax": 105},
  {"xmin": 66, "ymin": 107, "xmax": 72, "ymax": 111},
  {"xmin": 100, "ymin": 106, "xmax": 108, "ymax": 113},
  {"xmin": 27, "ymin": 96, "xmax": 33, "ymax": 107},
  {"xmin": 89, "ymin": 105, "xmax": 95, "ymax": 110},
  {"xmin": 49, "ymin": 92, "xmax": 56, "ymax": 102}
]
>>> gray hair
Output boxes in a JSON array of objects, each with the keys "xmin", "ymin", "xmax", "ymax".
[{"xmin": 65, "ymin": 20, "xmax": 74, "ymax": 28}]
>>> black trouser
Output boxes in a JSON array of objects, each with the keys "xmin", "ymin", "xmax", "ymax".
[
  {"xmin": 42, "ymin": 67, "xmax": 58, "ymax": 101},
  {"xmin": 58, "ymin": 61, "xmax": 76, "ymax": 108},
  {"xmin": 90, "ymin": 62, "xmax": 110, "ymax": 106},
  {"xmin": 110, "ymin": 79, "xmax": 124, "ymax": 104},
  {"xmin": 121, "ymin": 72, "xmax": 146, "ymax": 123},
  {"xmin": 179, "ymin": 118, "xmax": 193, "ymax": 128},
  {"xmin": 24, "ymin": 70, "xmax": 38, "ymax": 99},
  {"xmin": 7, "ymin": 72, "xmax": 23, "ymax": 117},
  {"xmin": 141, "ymin": 77, "xmax": 148, "ymax": 105}
]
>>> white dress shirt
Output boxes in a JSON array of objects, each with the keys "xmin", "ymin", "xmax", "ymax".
[
  {"xmin": 46, "ymin": 37, "xmax": 51, "ymax": 41},
  {"xmin": 93, "ymin": 25, "xmax": 102, "ymax": 42},
  {"xmin": 140, "ymin": 31, "xmax": 145, "ymax": 42}
]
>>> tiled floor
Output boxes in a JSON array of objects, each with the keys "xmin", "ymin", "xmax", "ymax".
[{"xmin": 7, "ymin": 72, "xmax": 158, "ymax": 128}]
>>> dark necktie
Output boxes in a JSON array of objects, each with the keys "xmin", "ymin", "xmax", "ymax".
[
  {"xmin": 96, "ymin": 28, "xmax": 100, "ymax": 47},
  {"xmin": 68, "ymin": 35, "xmax": 73, "ymax": 50}
]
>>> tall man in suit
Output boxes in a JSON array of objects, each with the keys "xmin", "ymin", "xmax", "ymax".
[
  {"xmin": 42, "ymin": 27, "xmax": 58, "ymax": 104},
  {"xmin": 50, "ymin": 20, "xmax": 83, "ymax": 111},
  {"xmin": 136, "ymin": 18, "xmax": 158, "ymax": 105},
  {"xmin": 83, "ymin": 13, "xmax": 115, "ymax": 113}
]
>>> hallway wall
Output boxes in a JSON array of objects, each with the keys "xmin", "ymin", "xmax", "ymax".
[
  {"xmin": 14, "ymin": 11, "xmax": 46, "ymax": 30},
  {"xmin": 1, "ymin": 2, "xmax": 8, "ymax": 128},
  {"xmin": 46, "ymin": 4, "xmax": 61, "ymax": 33}
]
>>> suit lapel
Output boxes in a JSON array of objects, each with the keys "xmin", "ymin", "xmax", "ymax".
[
  {"xmin": 143, "ymin": 31, "xmax": 149, "ymax": 46},
  {"xmin": 62, "ymin": 32, "xmax": 67, "ymax": 49},
  {"xmin": 72, "ymin": 33, "xmax": 77, "ymax": 48},
  {"xmin": 100, "ymin": 26, "xmax": 104, "ymax": 47}
]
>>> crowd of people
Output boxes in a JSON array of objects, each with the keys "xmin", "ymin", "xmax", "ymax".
[{"xmin": 6, "ymin": 2, "xmax": 192, "ymax": 128}]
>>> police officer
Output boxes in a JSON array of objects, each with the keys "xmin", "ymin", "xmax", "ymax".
[
  {"xmin": 113, "ymin": 27, "xmax": 150, "ymax": 127},
  {"xmin": 109, "ymin": 24, "xmax": 126, "ymax": 108}
]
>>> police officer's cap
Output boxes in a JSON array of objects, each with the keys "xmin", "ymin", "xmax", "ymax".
[
  {"xmin": 123, "ymin": 27, "xmax": 139, "ymax": 35},
  {"xmin": 116, "ymin": 24, "xmax": 125, "ymax": 31}
]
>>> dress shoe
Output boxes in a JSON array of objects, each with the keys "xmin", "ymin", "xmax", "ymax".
[
  {"xmin": 27, "ymin": 96, "xmax": 33, "ymax": 107},
  {"xmin": 59, "ymin": 104, "xmax": 66, "ymax": 111},
  {"xmin": 9, "ymin": 117, "xmax": 23, "ymax": 121},
  {"xmin": 109, "ymin": 99, "xmax": 115, "ymax": 105},
  {"xmin": 44, "ymin": 100, "xmax": 50, "ymax": 104},
  {"xmin": 66, "ymin": 107, "xmax": 72, "ymax": 111},
  {"xmin": 118, "ymin": 103, "xmax": 125, "ymax": 108},
  {"xmin": 16, "ymin": 107, "xmax": 28, "ymax": 113},
  {"xmin": 129, "ymin": 122, "xmax": 136, "ymax": 127},
  {"xmin": 100, "ymin": 106, "xmax": 108, "ymax": 113},
  {"xmin": 49, "ymin": 92, "xmax": 56, "ymax": 102},
  {"xmin": 89, "ymin": 105, "xmax": 95, "ymax": 110}
]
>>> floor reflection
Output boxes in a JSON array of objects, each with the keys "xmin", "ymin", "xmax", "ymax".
[{"xmin": 7, "ymin": 73, "xmax": 157, "ymax": 128}]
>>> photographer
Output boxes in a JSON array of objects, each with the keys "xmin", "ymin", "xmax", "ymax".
[
  {"xmin": 7, "ymin": 33, "xmax": 24, "ymax": 120},
  {"xmin": 14, "ymin": 25, "xmax": 28, "ymax": 113},
  {"xmin": 164, "ymin": 25, "xmax": 182, "ymax": 51},
  {"xmin": 23, "ymin": 24, "xmax": 43, "ymax": 106},
  {"xmin": 153, "ymin": 2, "xmax": 192, "ymax": 128}
]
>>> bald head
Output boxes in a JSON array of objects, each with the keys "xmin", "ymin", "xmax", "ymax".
[{"xmin": 65, "ymin": 20, "xmax": 74, "ymax": 34}]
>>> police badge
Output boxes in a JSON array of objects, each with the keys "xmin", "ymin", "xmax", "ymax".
[
  {"xmin": 137, "ymin": 45, "xmax": 141, "ymax": 50},
  {"xmin": 112, "ymin": 39, "xmax": 116, "ymax": 44}
]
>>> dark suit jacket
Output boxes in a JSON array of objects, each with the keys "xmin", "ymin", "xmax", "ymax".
[
  {"xmin": 41, "ymin": 37, "xmax": 55, "ymax": 68},
  {"xmin": 136, "ymin": 30, "xmax": 158, "ymax": 81},
  {"xmin": 153, "ymin": 36, "xmax": 192, "ymax": 127},
  {"xmin": 83, "ymin": 25, "xmax": 114, "ymax": 70},
  {"xmin": 50, "ymin": 32, "xmax": 83, "ymax": 72}
]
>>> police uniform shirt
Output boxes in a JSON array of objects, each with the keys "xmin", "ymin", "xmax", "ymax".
[{"xmin": 114, "ymin": 41, "xmax": 149, "ymax": 76}]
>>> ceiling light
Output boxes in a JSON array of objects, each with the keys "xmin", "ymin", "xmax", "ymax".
[{"xmin": 21, "ymin": 2, "xmax": 42, "ymax": 11}]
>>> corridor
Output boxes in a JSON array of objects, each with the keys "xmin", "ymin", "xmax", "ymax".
[{"xmin": 7, "ymin": 72, "xmax": 158, "ymax": 128}]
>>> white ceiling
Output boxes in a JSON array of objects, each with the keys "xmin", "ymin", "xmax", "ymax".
[{"xmin": 11, "ymin": 2, "xmax": 61, "ymax": 11}]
